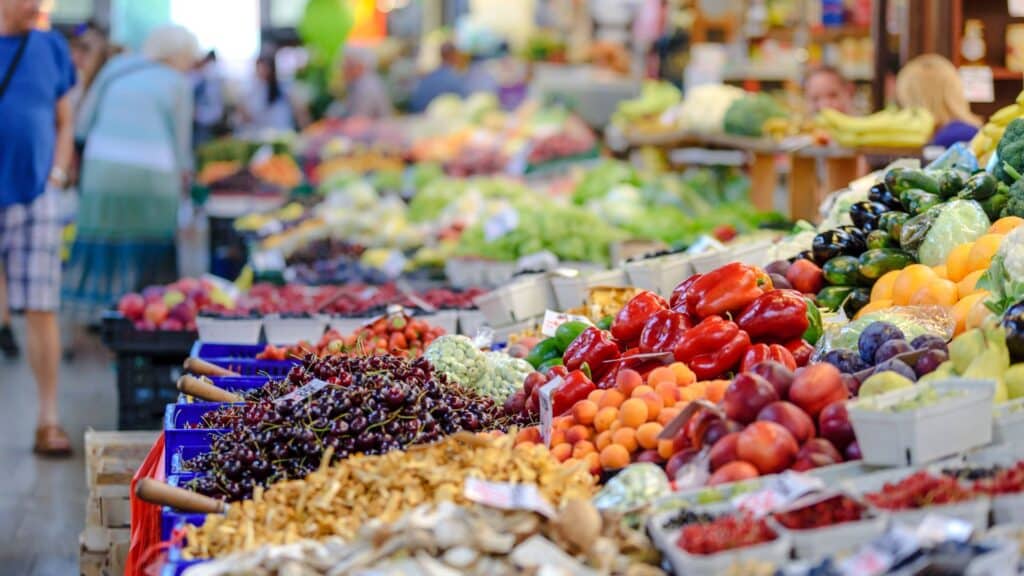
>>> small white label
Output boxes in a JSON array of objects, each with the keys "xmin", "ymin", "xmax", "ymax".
[
  {"xmin": 960, "ymin": 66, "xmax": 995, "ymax": 103},
  {"xmin": 915, "ymin": 514, "xmax": 973, "ymax": 544},
  {"xmin": 1011, "ymin": 0, "xmax": 1024, "ymax": 17},
  {"xmin": 250, "ymin": 250, "xmax": 285, "ymax": 272},
  {"xmin": 539, "ymin": 376, "xmax": 564, "ymax": 447},
  {"xmin": 839, "ymin": 525, "xmax": 921, "ymax": 576},
  {"xmin": 463, "ymin": 478, "xmax": 557, "ymax": 518},
  {"xmin": 732, "ymin": 471, "xmax": 825, "ymax": 517},
  {"xmin": 540, "ymin": 310, "xmax": 593, "ymax": 337},
  {"xmin": 484, "ymin": 207, "xmax": 519, "ymax": 242},
  {"xmin": 276, "ymin": 378, "xmax": 329, "ymax": 404}
]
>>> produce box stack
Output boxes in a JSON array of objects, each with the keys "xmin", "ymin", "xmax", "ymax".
[{"xmin": 81, "ymin": 429, "xmax": 160, "ymax": 576}]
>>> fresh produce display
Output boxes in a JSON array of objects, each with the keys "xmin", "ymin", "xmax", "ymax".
[
  {"xmin": 863, "ymin": 470, "xmax": 978, "ymax": 510},
  {"xmin": 183, "ymin": 355, "xmax": 521, "ymax": 500},
  {"xmin": 771, "ymin": 494, "xmax": 867, "ymax": 530},
  {"xmin": 723, "ymin": 93, "xmax": 787, "ymax": 138},
  {"xmin": 116, "ymin": 277, "xmax": 233, "ymax": 331},
  {"xmin": 970, "ymin": 91, "xmax": 1024, "ymax": 164},
  {"xmin": 676, "ymin": 513, "xmax": 778, "ymax": 555},
  {"xmin": 425, "ymin": 335, "xmax": 533, "ymax": 401},
  {"xmin": 256, "ymin": 313, "xmax": 445, "ymax": 360},
  {"xmin": 183, "ymin": 433, "xmax": 597, "ymax": 557},
  {"xmin": 187, "ymin": 499, "xmax": 664, "ymax": 576}
]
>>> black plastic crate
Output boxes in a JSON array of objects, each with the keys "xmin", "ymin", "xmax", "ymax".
[
  {"xmin": 209, "ymin": 216, "xmax": 248, "ymax": 281},
  {"xmin": 101, "ymin": 311, "xmax": 197, "ymax": 356},
  {"xmin": 116, "ymin": 354, "xmax": 185, "ymax": 430}
]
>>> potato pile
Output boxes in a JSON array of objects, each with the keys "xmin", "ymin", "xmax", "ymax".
[{"xmin": 184, "ymin": 433, "xmax": 597, "ymax": 558}]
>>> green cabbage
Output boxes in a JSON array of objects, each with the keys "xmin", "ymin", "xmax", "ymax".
[{"xmin": 918, "ymin": 199, "xmax": 991, "ymax": 266}]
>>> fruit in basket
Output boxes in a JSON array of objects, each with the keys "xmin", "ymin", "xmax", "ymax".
[
  {"xmin": 144, "ymin": 301, "xmax": 168, "ymax": 325},
  {"xmin": 791, "ymin": 438, "xmax": 843, "ymax": 471},
  {"xmin": 788, "ymin": 364, "xmax": 848, "ymax": 418},
  {"xmin": 773, "ymin": 494, "xmax": 866, "ymax": 529},
  {"xmin": 858, "ymin": 371, "xmax": 914, "ymax": 397},
  {"xmin": 736, "ymin": 421, "xmax": 799, "ymax": 474},
  {"xmin": 865, "ymin": 471, "xmax": 976, "ymax": 510},
  {"xmin": 756, "ymin": 402, "xmax": 815, "ymax": 444},
  {"xmin": 818, "ymin": 402, "xmax": 855, "ymax": 452},
  {"xmin": 677, "ymin": 513, "xmax": 776, "ymax": 555},
  {"xmin": 117, "ymin": 293, "xmax": 145, "ymax": 321},
  {"xmin": 722, "ymin": 373, "xmax": 779, "ymax": 424}
]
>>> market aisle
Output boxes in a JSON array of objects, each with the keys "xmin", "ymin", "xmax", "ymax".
[{"xmin": 0, "ymin": 328, "xmax": 117, "ymax": 576}]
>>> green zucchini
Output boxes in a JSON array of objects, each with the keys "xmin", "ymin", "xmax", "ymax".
[
  {"xmin": 858, "ymin": 248, "xmax": 915, "ymax": 281},
  {"xmin": 866, "ymin": 229, "xmax": 896, "ymax": 250},
  {"xmin": 958, "ymin": 172, "xmax": 998, "ymax": 201},
  {"xmin": 823, "ymin": 256, "xmax": 863, "ymax": 286},
  {"xmin": 816, "ymin": 286, "xmax": 855, "ymax": 312}
]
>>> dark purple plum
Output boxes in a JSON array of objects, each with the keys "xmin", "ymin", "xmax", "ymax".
[
  {"xmin": 765, "ymin": 260, "xmax": 791, "ymax": 277},
  {"xmin": 858, "ymin": 322, "xmax": 905, "ymax": 364},
  {"xmin": 873, "ymin": 339, "xmax": 912, "ymax": 364},
  {"xmin": 872, "ymin": 358, "xmax": 917, "ymax": 381},
  {"xmin": 822, "ymin": 349, "xmax": 867, "ymax": 374},
  {"xmin": 910, "ymin": 334, "xmax": 948, "ymax": 354},
  {"xmin": 769, "ymin": 273, "xmax": 793, "ymax": 290},
  {"xmin": 914, "ymin": 349, "xmax": 949, "ymax": 377}
]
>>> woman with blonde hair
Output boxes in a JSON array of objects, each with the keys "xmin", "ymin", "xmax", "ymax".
[
  {"xmin": 63, "ymin": 25, "xmax": 199, "ymax": 324},
  {"xmin": 896, "ymin": 54, "xmax": 981, "ymax": 147}
]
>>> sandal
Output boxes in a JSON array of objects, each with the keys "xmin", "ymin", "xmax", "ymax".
[{"xmin": 33, "ymin": 425, "xmax": 72, "ymax": 457}]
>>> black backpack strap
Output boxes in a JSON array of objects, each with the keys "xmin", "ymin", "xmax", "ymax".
[{"xmin": 0, "ymin": 32, "xmax": 29, "ymax": 101}]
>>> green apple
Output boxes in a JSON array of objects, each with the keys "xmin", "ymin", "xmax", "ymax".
[
  {"xmin": 1005, "ymin": 364, "xmax": 1024, "ymax": 400},
  {"xmin": 950, "ymin": 329, "xmax": 986, "ymax": 374}
]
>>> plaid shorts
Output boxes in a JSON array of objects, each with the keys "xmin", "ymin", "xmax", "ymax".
[{"xmin": 1, "ymin": 189, "xmax": 61, "ymax": 312}]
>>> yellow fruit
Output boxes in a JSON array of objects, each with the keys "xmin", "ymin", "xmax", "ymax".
[
  {"xmin": 967, "ymin": 234, "xmax": 1004, "ymax": 273},
  {"xmin": 892, "ymin": 265, "xmax": 937, "ymax": 306},
  {"xmin": 909, "ymin": 279, "xmax": 959, "ymax": 308},
  {"xmin": 855, "ymin": 299, "xmax": 893, "ymax": 319},
  {"xmin": 932, "ymin": 265, "xmax": 948, "ymax": 279},
  {"xmin": 989, "ymin": 216, "xmax": 1024, "ymax": 235},
  {"xmin": 945, "ymin": 243, "xmax": 973, "ymax": 282},
  {"xmin": 953, "ymin": 292, "xmax": 988, "ymax": 335},
  {"xmin": 871, "ymin": 270, "xmax": 901, "ymax": 302},
  {"xmin": 957, "ymin": 269, "xmax": 986, "ymax": 298},
  {"xmin": 966, "ymin": 292, "xmax": 995, "ymax": 331}
]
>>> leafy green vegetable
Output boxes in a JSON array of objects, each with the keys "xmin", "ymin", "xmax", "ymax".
[
  {"xmin": 723, "ymin": 94, "xmax": 787, "ymax": 137},
  {"xmin": 979, "ymin": 227, "xmax": 1024, "ymax": 314},
  {"xmin": 995, "ymin": 118, "xmax": 1024, "ymax": 185}
]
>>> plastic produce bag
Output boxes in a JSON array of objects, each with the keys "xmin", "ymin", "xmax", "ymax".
[
  {"xmin": 814, "ymin": 306, "xmax": 955, "ymax": 358},
  {"xmin": 918, "ymin": 200, "xmax": 991, "ymax": 266},
  {"xmin": 593, "ymin": 463, "xmax": 671, "ymax": 513},
  {"xmin": 926, "ymin": 142, "xmax": 979, "ymax": 173}
]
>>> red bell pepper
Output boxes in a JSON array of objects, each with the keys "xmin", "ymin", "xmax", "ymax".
[
  {"xmin": 784, "ymin": 338, "xmax": 814, "ymax": 367},
  {"xmin": 683, "ymin": 263, "xmax": 767, "ymax": 319},
  {"xmin": 670, "ymin": 274, "xmax": 702, "ymax": 315},
  {"xmin": 673, "ymin": 316, "xmax": 751, "ymax": 380},
  {"xmin": 736, "ymin": 289, "xmax": 810, "ymax": 344},
  {"xmin": 739, "ymin": 343, "xmax": 797, "ymax": 372},
  {"xmin": 551, "ymin": 370, "xmax": 596, "ymax": 416},
  {"xmin": 639, "ymin": 309, "xmax": 691, "ymax": 354},
  {"xmin": 611, "ymin": 291, "xmax": 667, "ymax": 343},
  {"xmin": 563, "ymin": 326, "xmax": 620, "ymax": 381}
]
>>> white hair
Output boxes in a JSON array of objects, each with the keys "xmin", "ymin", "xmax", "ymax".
[{"xmin": 142, "ymin": 25, "xmax": 200, "ymax": 64}]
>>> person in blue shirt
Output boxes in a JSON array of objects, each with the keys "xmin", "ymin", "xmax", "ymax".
[
  {"xmin": 0, "ymin": 0, "xmax": 76, "ymax": 456},
  {"xmin": 409, "ymin": 42, "xmax": 464, "ymax": 113}
]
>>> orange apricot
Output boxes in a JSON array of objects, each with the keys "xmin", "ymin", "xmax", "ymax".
[
  {"xmin": 618, "ymin": 398, "xmax": 649, "ymax": 428},
  {"xmin": 599, "ymin": 389, "xmax": 626, "ymax": 409},
  {"xmin": 612, "ymin": 427, "xmax": 638, "ymax": 453},
  {"xmin": 572, "ymin": 400, "xmax": 599, "ymax": 426},
  {"xmin": 593, "ymin": 407, "xmax": 618, "ymax": 432},
  {"xmin": 636, "ymin": 422, "xmax": 664, "ymax": 450},
  {"xmin": 599, "ymin": 444, "xmax": 630, "ymax": 470}
]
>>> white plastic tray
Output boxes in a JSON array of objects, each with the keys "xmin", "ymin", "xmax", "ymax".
[
  {"xmin": 329, "ymin": 315, "xmax": 375, "ymax": 337},
  {"xmin": 416, "ymin": 309, "xmax": 458, "ymax": 335},
  {"xmin": 473, "ymin": 276, "xmax": 550, "ymax": 325},
  {"xmin": 196, "ymin": 317, "xmax": 263, "ymax": 345},
  {"xmin": 775, "ymin": 513, "xmax": 888, "ymax": 560},
  {"xmin": 623, "ymin": 258, "xmax": 660, "ymax": 292},
  {"xmin": 444, "ymin": 258, "xmax": 486, "ymax": 289},
  {"xmin": 550, "ymin": 268, "xmax": 629, "ymax": 310},
  {"xmin": 843, "ymin": 468, "xmax": 992, "ymax": 533},
  {"xmin": 689, "ymin": 240, "xmax": 773, "ymax": 275},
  {"xmin": 490, "ymin": 318, "xmax": 540, "ymax": 345},
  {"xmin": 993, "ymin": 493, "xmax": 1024, "ymax": 526},
  {"xmin": 993, "ymin": 398, "xmax": 1024, "ymax": 445},
  {"xmin": 457, "ymin": 309, "xmax": 487, "ymax": 337},
  {"xmin": 262, "ymin": 316, "xmax": 328, "ymax": 346},
  {"xmin": 847, "ymin": 378, "xmax": 995, "ymax": 466},
  {"xmin": 662, "ymin": 532, "xmax": 791, "ymax": 576}
]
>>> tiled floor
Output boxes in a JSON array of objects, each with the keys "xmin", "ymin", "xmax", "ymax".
[{"xmin": 0, "ymin": 324, "xmax": 118, "ymax": 576}]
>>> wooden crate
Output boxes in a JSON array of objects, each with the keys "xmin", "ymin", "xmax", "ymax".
[
  {"xmin": 79, "ymin": 546, "xmax": 107, "ymax": 576},
  {"xmin": 85, "ymin": 429, "xmax": 159, "ymax": 491}
]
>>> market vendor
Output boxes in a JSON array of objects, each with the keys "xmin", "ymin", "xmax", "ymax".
[
  {"xmin": 335, "ymin": 46, "xmax": 393, "ymax": 119},
  {"xmin": 803, "ymin": 65, "xmax": 854, "ymax": 115},
  {"xmin": 896, "ymin": 54, "xmax": 981, "ymax": 148}
]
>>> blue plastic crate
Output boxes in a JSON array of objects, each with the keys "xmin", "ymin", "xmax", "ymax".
[
  {"xmin": 168, "ymin": 444, "xmax": 211, "ymax": 477},
  {"xmin": 189, "ymin": 341, "xmax": 266, "ymax": 361},
  {"xmin": 176, "ymin": 376, "xmax": 269, "ymax": 404},
  {"xmin": 161, "ymin": 474, "xmax": 208, "ymax": 541},
  {"xmin": 163, "ymin": 538, "xmax": 207, "ymax": 576},
  {"xmin": 198, "ymin": 357, "xmax": 299, "ymax": 378},
  {"xmin": 163, "ymin": 403, "xmax": 236, "ymax": 476}
]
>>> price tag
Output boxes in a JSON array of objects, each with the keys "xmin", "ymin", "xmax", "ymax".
[
  {"xmin": 380, "ymin": 250, "xmax": 407, "ymax": 279},
  {"xmin": 960, "ymin": 66, "xmax": 995, "ymax": 103},
  {"xmin": 539, "ymin": 376, "xmax": 564, "ymax": 447},
  {"xmin": 839, "ymin": 525, "xmax": 921, "ymax": 576},
  {"xmin": 732, "ymin": 471, "xmax": 825, "ymax": 517},
  {"xmin": 540, "ymin": 310, "xmax": 594, "ymax": 337},
  {"xmin": 276, "ymin": 378, "xmax": 329, "ymax": 404},
  {"xmin": 250, "ymin": 249, "xmax": 285, "ymax": 272},
  {"xmin": 915, "ymin": 514, "xmax": 973, "ymax": 544},
  {"xmin": 484, "ymin": 207, "xmax": 519, "ymax": 242},
  {"xmin": 463, "ymin": 478, "xmax": 557, "ymax": 518}
]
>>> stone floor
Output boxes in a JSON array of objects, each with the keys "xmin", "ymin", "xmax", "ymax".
[{"xmin": 0, "ymin": 323, "xmax": 118, "ymax": 576}]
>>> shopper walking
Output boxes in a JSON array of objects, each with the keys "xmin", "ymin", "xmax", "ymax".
[
  {"xmin": 62, "ymin": 25, "xmax": 198, "ymax": 325},
  {"xmin": 0, "ymin": 0, "xmax": 76, "ymax": 455},
  {"xmin": 192, "ymin": 50, "xmax": 225, "ymax": 147}
]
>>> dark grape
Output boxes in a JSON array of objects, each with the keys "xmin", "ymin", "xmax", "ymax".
[{"xmin": 914, "ymin": 349, "xmax": 949, "ymax": 377}]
